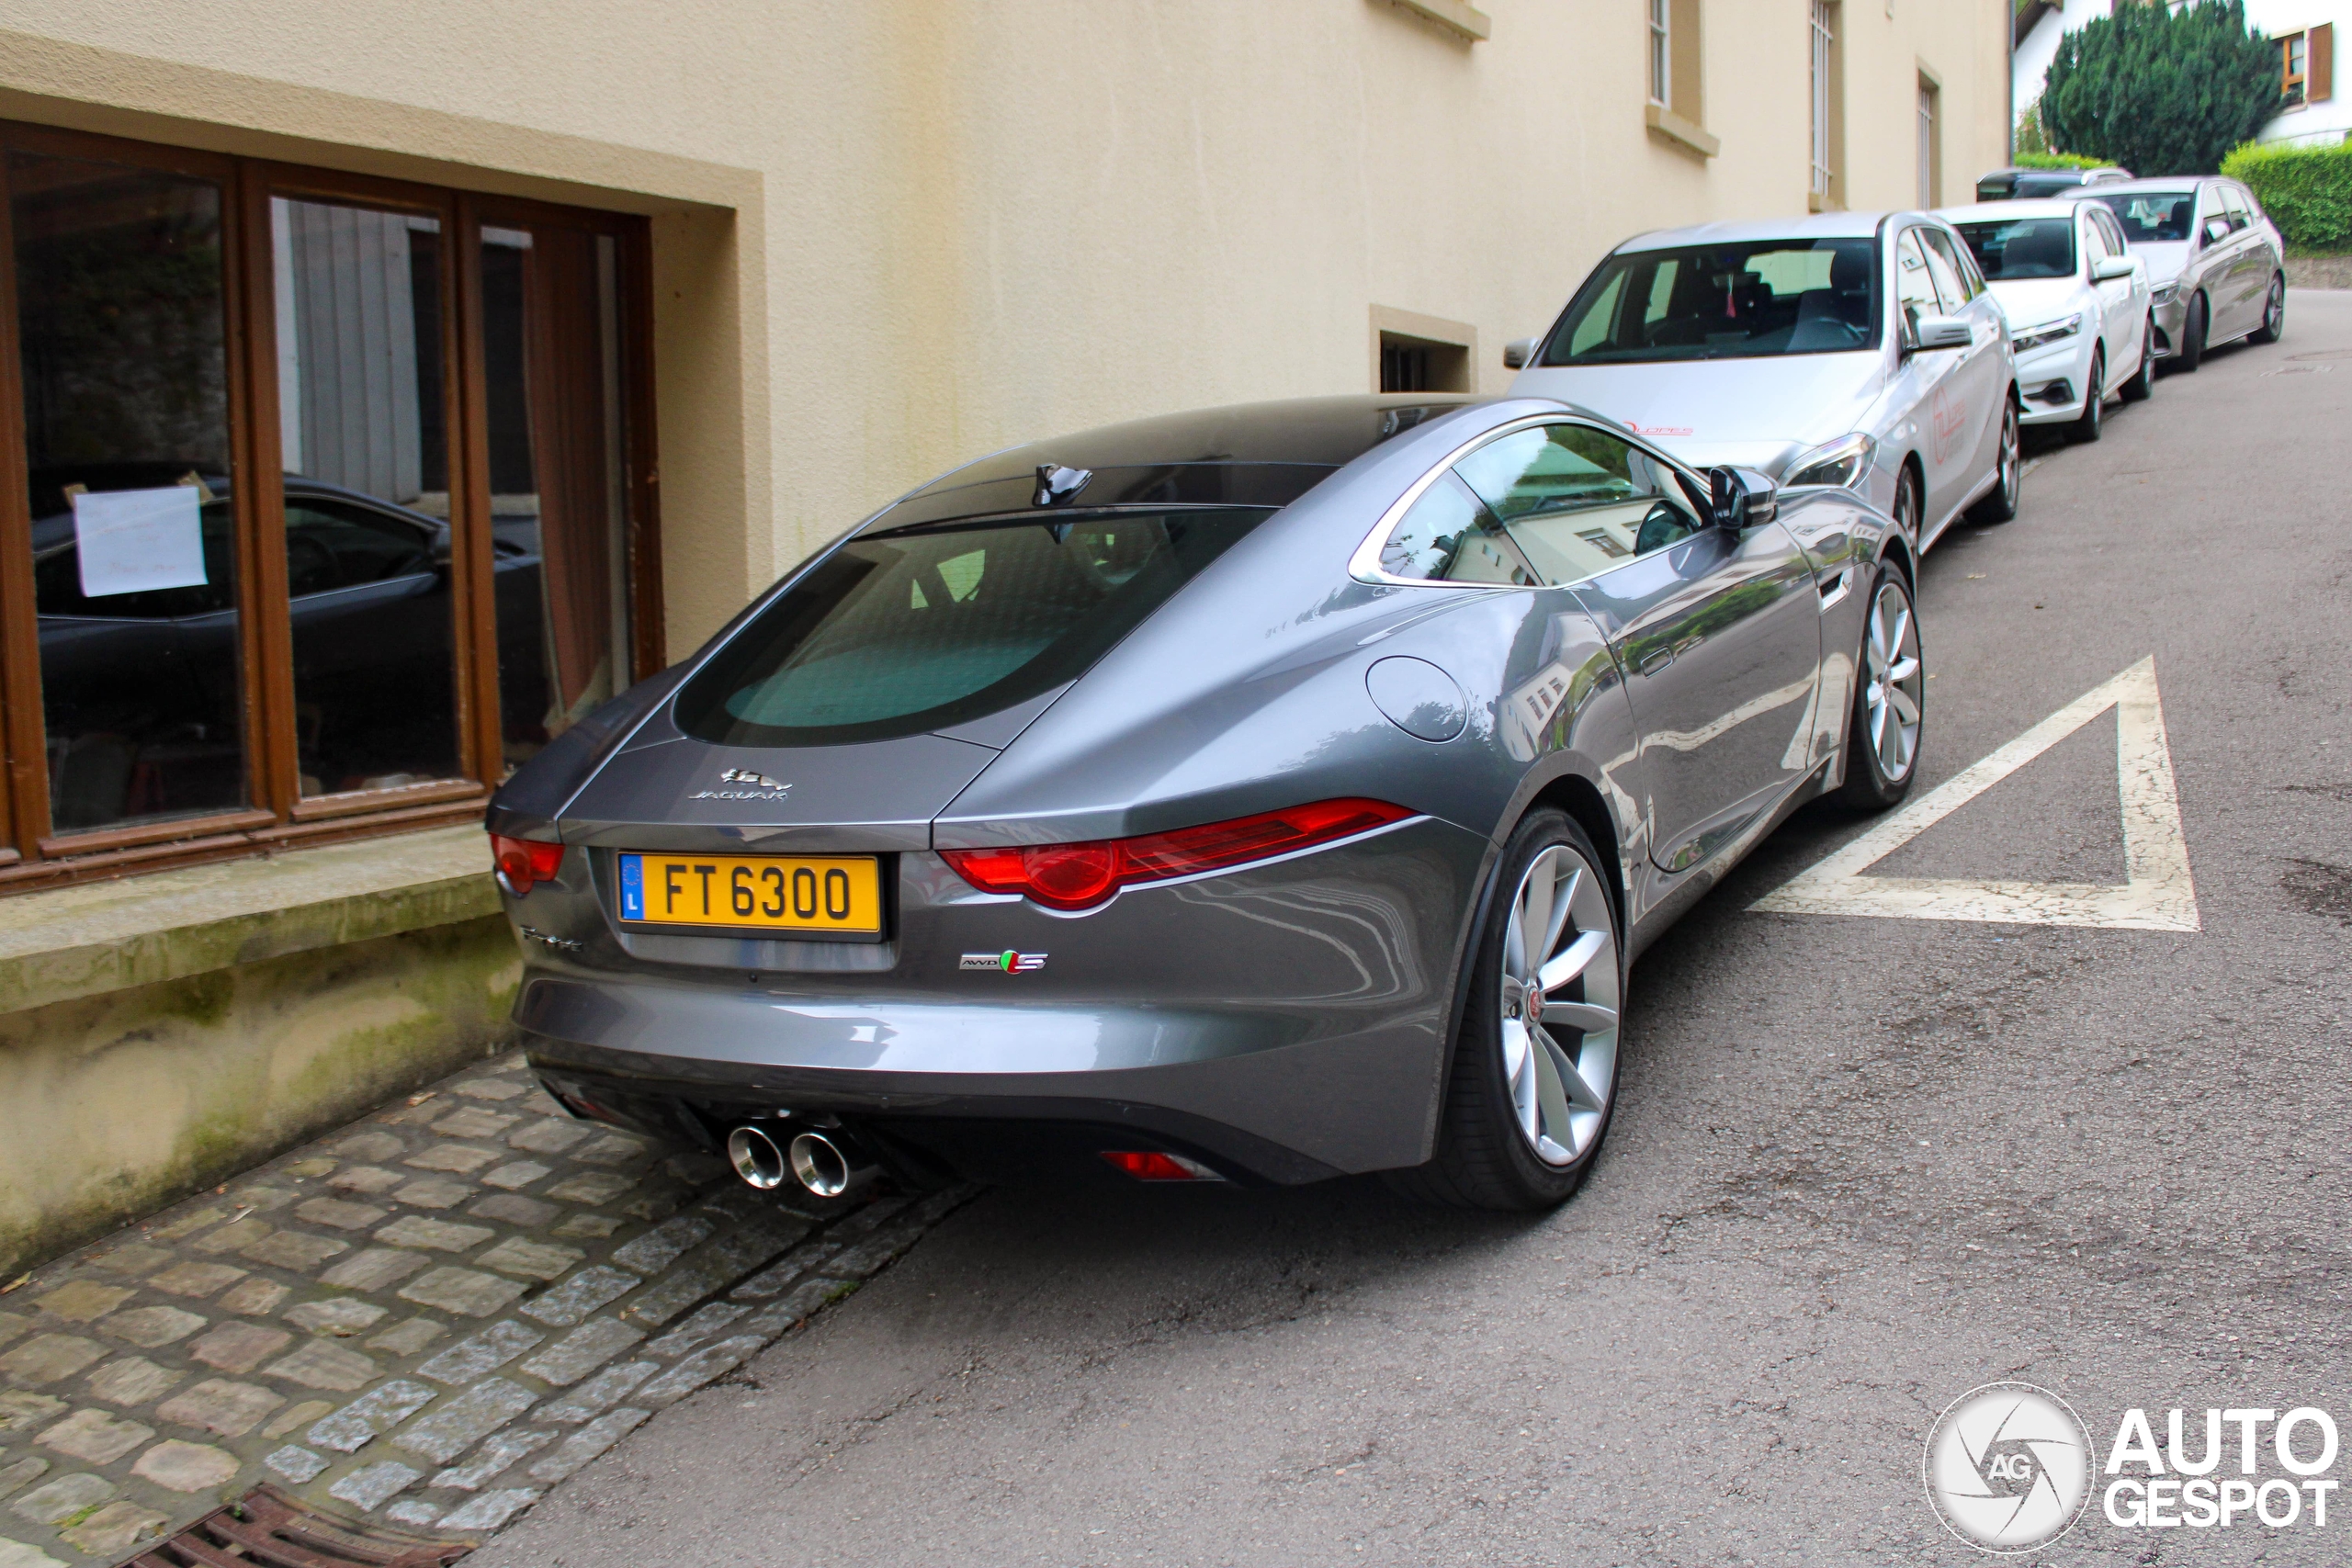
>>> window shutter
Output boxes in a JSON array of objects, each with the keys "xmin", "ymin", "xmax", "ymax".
[{"xmin": 2312, "ymin": 22, "xmax": 2333, "ymax": 103}]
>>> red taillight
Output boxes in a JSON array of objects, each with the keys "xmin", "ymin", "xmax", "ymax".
[
  {"xmin": 940, "ymin": 797, "xmax": 1412, "ymax": 911},
  {"xmin": 1101, "ymin": 1150, "xmax": 1221, "ymax": 1181},
  {"xmin": 491, "ymin": 833, "xmax": 565, "ymax": 896}
]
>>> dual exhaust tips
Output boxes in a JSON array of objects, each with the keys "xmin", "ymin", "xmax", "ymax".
[{"xmin": 725, "ymin": 1124, "xmax": 876, "ymax": 1199}]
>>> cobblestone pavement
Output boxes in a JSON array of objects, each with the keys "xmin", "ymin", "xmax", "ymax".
[{"xmin": 0, "ymin": 1051, "xmax": 969, "ymax": 1565}]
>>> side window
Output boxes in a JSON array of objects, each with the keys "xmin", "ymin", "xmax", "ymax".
[
  {"xmin": 2222, "ymin": 186, "xmax": 2252, "ymax": 231},
  {"xmin": 285, "ymin": 502, "xmax": 438, "ymax": 597},
  {"xmin": 1918, "ymin": 228, "xmax": 1974, "ymax": 306},
  {"xmin": 2081, "ymin": 214, "xmax": 2110, "ymax": 266},
  {"xmin": 1377, "ymin": 471, "xmax": 1537, "ymax": 587},
  {"xmin": 1453, "ymin": 423, "xmax": 1701, "ymax": 586},
  {"xmin": 1895, "ymin": 230, "xmax": 1940, "ymax": 336}
]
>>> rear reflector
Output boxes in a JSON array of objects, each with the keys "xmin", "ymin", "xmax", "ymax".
[
  {"xmin": 941, "ymin": 797, "xmax": 1413, "ymax": 911},
  {"xmin": 1101, "ymin": 1150, "xmax": 1225, "ymax": 1182},
  {"xmin": 490, "ymin": 833, "xmax": 565, "ymax": 896}
]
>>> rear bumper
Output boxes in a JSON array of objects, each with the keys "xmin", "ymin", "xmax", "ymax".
[
  {"xmin": 524, "ymin": 1034, "xmax": 1383, "ymax": 1184},
  {"xmin": 508, "ymin": 815, "xmax": 1495, "ymax": 1183}
]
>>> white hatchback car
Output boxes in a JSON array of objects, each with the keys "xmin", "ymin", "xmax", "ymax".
[{"xmin": 1938, "ymin": 198, "xmax": 2153, "ymax": 442}]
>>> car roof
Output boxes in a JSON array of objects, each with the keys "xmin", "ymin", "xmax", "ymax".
[
  {"xmin": 876, "ymin": 394, "xmax": 1487, "ymax": 527},
  {"xmin": 2063, "ymin": 176, "xmax": 2210, "ymax": 197},
  {"xmin": 1613, "ymin": 210, "xmax": 1899, "ymax": 253},
  {"xmin": 1938, "ymin": 199, "xmax": 2088, "ymax": 223}
]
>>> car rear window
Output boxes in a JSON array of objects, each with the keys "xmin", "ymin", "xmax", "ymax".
[
  {"xmin": 1538, "ymin": 237, "xmax": 1880, "ymax": 364},
  {"xmin": 674, "ymin": 508, "xmax": 1272, "ymax": 747},
  {"xmin": 1955, "ymin": 218, "xmax": 2076, "ymax": 280}
]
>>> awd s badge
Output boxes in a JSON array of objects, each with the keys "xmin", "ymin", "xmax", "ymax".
[{"xmin": 961, "ymin": 950, "xmax": 1046, "ymax": 974}]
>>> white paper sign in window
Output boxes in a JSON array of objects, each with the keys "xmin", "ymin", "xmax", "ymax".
[{"xmin": 72, "ymin": 485, "xmax": 208, "ymax": 599}]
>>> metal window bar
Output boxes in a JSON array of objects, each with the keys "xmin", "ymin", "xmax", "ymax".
[
  {"xmin": 1810, "ymin": 1, "xmax": 1834, "ymax": 197},
  {"xmin": 1649, "ymin": 0, "xmax": 1670, "ymax": 107},
  {"xmin": 1917, "ymin": 85, "xmax": 1935, "ymax": 208}
]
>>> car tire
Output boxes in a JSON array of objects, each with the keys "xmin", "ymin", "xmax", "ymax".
[
  {"xmin": 2177, "ymin": 292, "xmax": 2207, "ymax": 372},
  {"xmin": 1893, "ymin": 463, "xmax": 1923, "ymax": 545},
  {"xmin": 1388, "ymin": 808, "xmax": 1622, "ymax": 1213},
  {"xmin": 1835, "ymin": 568, "xmax": 1925, "ymax": 814},
  {"xmin": 2070, "ymin": 349, "xmax": 2105, "ymax": 443},
  {"xmin": 1969, "ymin": 398, "xmax": 2020, "ymax": 524},
  {"xmin": 2251, "ymin": 274, "xmax": 2285, "ymax": 344},
  {"xmin": 2120, "ymin": 320, "xmax": 2154, "ymax": 402}
]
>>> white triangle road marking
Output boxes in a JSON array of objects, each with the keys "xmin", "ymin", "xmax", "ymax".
[{"xmin": 1750, "ymin": 656, "xmax": 2199, "ymax": 931}]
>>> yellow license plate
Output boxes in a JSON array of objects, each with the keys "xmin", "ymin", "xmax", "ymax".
[{"xmin": 616, "ymin": 852, "xmax": 882, "ymax": 935}]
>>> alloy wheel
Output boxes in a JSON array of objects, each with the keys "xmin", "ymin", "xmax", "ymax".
[
  {"xmin": 1895, "ymin": 467, "xmax": 1922, "ymax": 542},
  {"xmin": 1863, "ymin": 579, "xmax": 1924, "ymax": 784},
  {"xmin": 1996, "ymin": 402, "xmax": 2018, "ymax": 506},
  {"xmin": 2256, "ymin": 277, "xmax": 2285, "ymax": 344},
  {"xmin": 1498, "ymin": 844, "xmax": 1620, "ymax": 1167}
]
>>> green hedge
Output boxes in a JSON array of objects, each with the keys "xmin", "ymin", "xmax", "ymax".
[
  {"xmin": 2222, "ymin": 139, "xmax": 2352, "ymax": 251},
  {"xmin": 2013, "ymin": 150, "xmax": 2109, "ymax": 171}
]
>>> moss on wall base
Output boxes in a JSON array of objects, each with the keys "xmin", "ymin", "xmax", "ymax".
[{"xmin": 0, "ymin": 915, "xmax": 522, "ymax": 1277}]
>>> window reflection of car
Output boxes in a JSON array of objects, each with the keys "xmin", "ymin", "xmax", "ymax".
[{"xmin": 30, "ymin": 468, "xmax": 545, "ymax": 823}]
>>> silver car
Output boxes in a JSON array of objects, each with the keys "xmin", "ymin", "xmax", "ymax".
[
  {"xmin": 1507, "ymin": 211, "xmax": 2021, "ymax": 554},
  {"xmin": 486, "ymin": 395, "xmax": 1915, "ymax": 1212},
  {"xmin": 2069, "ymin": 176, "xmax": 2287, "ymax": 369}
]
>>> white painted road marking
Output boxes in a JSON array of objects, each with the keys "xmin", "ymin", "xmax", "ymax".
[{"xmin": 1753, "ymin": 657, "xmax": 2199, "ymax": 931}]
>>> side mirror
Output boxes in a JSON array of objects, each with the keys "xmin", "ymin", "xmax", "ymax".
[
  {"xmin": 1706, "ymin": 466, "xmax": 1779, "ymax": 531},
  {"xmin": 2202, "ymin": 217, "xmax": 2232, "ymax": 247},
  {"xmin": 1502, "ymin": 336, "xmax": 1539, "ymax": 370},
  {"xmin": 1905, "ymin": 314, "xmax": 1973, "ymax": 355},
  {"xmin": 2092, "ymin": 255, "xmax": 2136, "ymax": 282}
]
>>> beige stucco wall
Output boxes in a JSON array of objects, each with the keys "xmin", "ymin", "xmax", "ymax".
[{"xmin": 0, "ymin": 0, "xmax": 2009, "ymax": 660}]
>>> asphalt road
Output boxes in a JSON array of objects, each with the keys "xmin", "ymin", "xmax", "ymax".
[{"xmin": 481, "ymin": 292, "xmax": 2352, "ymax": 1568}]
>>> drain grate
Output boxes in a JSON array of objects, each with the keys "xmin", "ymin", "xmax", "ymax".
[{"xmin": 128, "ymin": 1485, "xmax": 475, "ymax": 1568}]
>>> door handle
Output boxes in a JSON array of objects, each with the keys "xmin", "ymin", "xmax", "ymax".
[{"xmin": 1637, "ymin": 647, "xmax": 1674, "ymax": 678}]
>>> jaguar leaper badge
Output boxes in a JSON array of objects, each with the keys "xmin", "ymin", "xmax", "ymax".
[
  {"xmin": 691, "ymin": 767, "xmax": 790, "ymax": 801},
  {"xmin": 961, "ymin": 951, "xmax": 1047, "ymax": 974}
]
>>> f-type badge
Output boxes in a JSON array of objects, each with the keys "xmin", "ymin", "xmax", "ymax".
[{"xmin": 961, "ymin": 951, "xmax": 1047, "ymax": 974}]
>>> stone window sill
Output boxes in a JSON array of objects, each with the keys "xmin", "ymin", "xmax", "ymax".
[
  {"xmin": 1385, "ymin": 0, "xmax": 1491, "ymax": 42},
  {"xmin": 1645, "ymin": 103, "xmax": 1720, "ymax": 158},
  {"xmin": 0, "ymin": 824, "xmax": 498, "ymax": 1015}
]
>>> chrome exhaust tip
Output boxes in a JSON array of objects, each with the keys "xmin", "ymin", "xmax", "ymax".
[
  {"xmin": 788, "ymin": 1130, "xmax": 876, "ymax": 1199},
  {"xmin": 726, "ymin": 1125, "xmax": 789, "ymax": 1190}
]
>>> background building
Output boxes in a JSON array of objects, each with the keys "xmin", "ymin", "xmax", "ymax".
[
  {"xmin": 0, "ymin": 0, "xmax": 2012, "ymax": 1274},
  {"xmin": 2016, "ymin": 0, "xmax": 2345, "ymax": 151}
]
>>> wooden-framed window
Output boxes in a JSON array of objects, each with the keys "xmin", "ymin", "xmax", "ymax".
[
  {"xmin": 2278, "ymin": 25, "xmax": 2335, "ymax": 108},
  {"xmin": 0, "ymin": 121, "xmax": 661, "ymax": 891}
]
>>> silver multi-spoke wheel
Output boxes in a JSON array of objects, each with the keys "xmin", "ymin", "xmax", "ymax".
[
  {"xmin": 1498, "ymin": 844, "xmax": 1619, "ymax": 1167},
  {"xmin": 1863, "ymin": 580, "xmax": 1923, "ymax": 784}
]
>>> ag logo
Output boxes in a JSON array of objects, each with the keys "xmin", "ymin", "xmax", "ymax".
[{"xmin": 1924, "ymin": 1382, "xmax": 2091, "ymax": 1553}]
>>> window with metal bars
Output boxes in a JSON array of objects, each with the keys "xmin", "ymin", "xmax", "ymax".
[
  {"xmin": 1649, "ymin": 0, "xmax": 1670, "ymax": 107},
  {"xmin": 1809, "ymin": 2, "xmax": 1838, "ymax": 203}
]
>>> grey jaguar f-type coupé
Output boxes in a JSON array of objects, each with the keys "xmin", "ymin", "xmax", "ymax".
[{"xmin": 487, "ymin": 395, "xmax": 1918, "ymax": 1210}]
